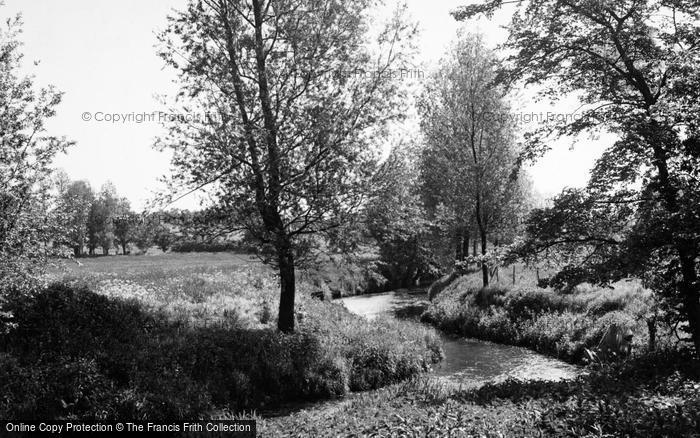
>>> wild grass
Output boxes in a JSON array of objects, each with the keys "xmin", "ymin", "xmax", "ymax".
[
  {"xmin": 0, "ymin": 253, "xmax": 442, "ymax": 421},
  {"xmin": 423, "ymin": 267, "xmax": 670, "ymax": 363},
  {"xmin": 261, "ymin": 350, "xmax": 700, "ymax": 437}
]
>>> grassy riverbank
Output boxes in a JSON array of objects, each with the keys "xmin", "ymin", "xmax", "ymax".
[
  {"xmin": 262, "ymin": 350, "xmax": 699, "ymax": 437},
  {"xmin": 422, "ymin": 268, "xmax": 670, "ymax": 363},
  {"xmin": 0, "ymin": 253, "xmax": 442, "ymax": 421},
  {"xmin": 263, "ymin": 268, "xmax": 699, "ymax": 437}
]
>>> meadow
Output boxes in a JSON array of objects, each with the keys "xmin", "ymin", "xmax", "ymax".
[{"xmin": 0, "ymin": 253, "xmax": 442, "ymax": 421}]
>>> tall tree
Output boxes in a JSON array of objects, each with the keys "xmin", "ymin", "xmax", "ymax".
[
  {"xmin": 157, "ymin": 0, "xmax": 416, "ymax": 332},
  {"xmin": 456, "ymin": 0, "xmax": 700, "ymax": 354},
  {"xmin": 55, "ymin": 181, "xmax": 94, "ymax": 257},
  {"xmin": 96, "ymin": 182, "xmax": 119, "ymax": 255},
  {"xmin": 418, "ymin": 33, "xmax": 525, "ymax": 287},
  {"xmin": 112, "ymin": 198, "xmax": 135, "ymax": 255},
  {"xmin": 0, "ymin": 11, "xmax": 72, "ymax": 328}
]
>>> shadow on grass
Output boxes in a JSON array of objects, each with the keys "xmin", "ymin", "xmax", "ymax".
[
  {"xmin": 420, "ymin": 350, "xmax": 700, "ymax": 437},
  {"xmin": 0, "ymin": 284, "xmax": 352, "ymax": 421}
]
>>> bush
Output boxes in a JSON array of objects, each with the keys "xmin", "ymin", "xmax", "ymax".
[
  {"xmin": 472, "ymin": 286, "xmax": 508, "ymax": 308},
  {"xmin": 171, "ymin": 240, "xmax": 250, "ymax": 253},
  {"xmin": 424, "ymin": 279, "xmax": 655, "ymax": 363},
  {"xmin": 503, "ymin": 288, "xmax": 569, "ymax": 320}
]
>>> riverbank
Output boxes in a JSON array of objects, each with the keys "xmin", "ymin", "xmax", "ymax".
[
  {"xmin": 262, "ymin": 272, "xmax": 699, "ymax": 436},
  {"xmin": 339, "ymin": 289, "xmax": 580, "ymax": 384},
  {"xmin": 263, "ymin": 276, "xmax": 699, "ymax": 437},
  {"xmin": 422, "ymin": 270, "xmax": 666, "ymax": 363},
  {"xmin": 0, "ymin": 254, "xmax": 442, "ymax": 421},
  {"xmin": 262, "ymin": 349, "xmax": 699, "ymax": 437}
]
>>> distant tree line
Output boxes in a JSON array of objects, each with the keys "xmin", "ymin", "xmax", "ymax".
[{"xmin": 42, "ymin": 173, "xmax": 249, "ymax": 257}]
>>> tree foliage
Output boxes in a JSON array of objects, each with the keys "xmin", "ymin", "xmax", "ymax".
[
  {"xmin": 366, "ymin": 146, "xmax": 440, "ymax": 289},
  {"xmin": 0, "ymin": 13, "xmax": 72, "ymax": 300},
  {"xmin": 418, "ymin": 33, "xmax": 530, "ymax": 286},
  {"xmin": 55, "ymin": 181, "xmax": 94, "ymax": 257},
  {"xmin": 157, "ymin": 0, "xmax": 417, "ymax": 331},
  {"xmin": 458, "ymin": 0, "xmax": 700, "ymax": 354}
]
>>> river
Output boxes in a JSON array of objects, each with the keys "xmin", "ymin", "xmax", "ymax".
[{"xmin": 338, "ymin": 290, "xmax": 580, "ymax": 386}]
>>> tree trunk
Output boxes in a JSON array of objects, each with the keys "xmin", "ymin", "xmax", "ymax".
[
  {"xmin": 647, "ymin": 123, "xmax": 700, "ymax": 357},
  {"xmin": 455, "ymin": 228, "xmax": 464, "ymax": 261},
  {"xmin": 480, "ymin": 230, "xmax": 488, "ymax": 287},
  {"xmin": 475, "ymin": 194, "xmax": 489, "ymax": 288},
  {"xmin": 277, "ymin": 241, "xmax": 296, "ymax": 333},
  {"xmin": 679, "ymin": 254, "xmax": 700, "ymax": 355},
  {"xmin": 462, "ymin": 231, "xmax": 470, "ymax": 261},
  {"xmin": 646, "ymin": 317, "xmax": 656, "ymax": 352}
]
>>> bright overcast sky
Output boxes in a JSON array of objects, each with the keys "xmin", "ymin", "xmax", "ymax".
[{"xmin": 5, "ymin": 0, "xmax": 609, "ymax": 210}]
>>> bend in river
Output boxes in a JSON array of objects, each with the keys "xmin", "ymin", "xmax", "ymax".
[{"xmin": 338, "ymin": 290, "xmax": 580, "ymax": 386}]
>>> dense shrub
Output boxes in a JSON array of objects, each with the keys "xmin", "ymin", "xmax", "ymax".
[
  {"xmin": 171, "ymin": 240, "xmax": 251, "ymax": 253},
  {"xmin": 472, "ymin": 286, "xmax": 508, "ymax": 308},
  {"xmin": 423, "ymin": 275, "xmax": 656, "ymax": 363},
  {"xmin": 0, "ymin": 271, "xmax": 441, "ymax": 421}
]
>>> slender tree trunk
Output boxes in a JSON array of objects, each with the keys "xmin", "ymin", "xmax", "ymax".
[
  {"xmin": 462, "ymin": 231, "xmax": 470, "ymax": 261},
  {"xmin": 480, "ymin": 230, "xmax": 488, "ymax": 287},
  {"xmin": 475, "ymin": 195, "xmax": 489, "ymax": 287},
  {"xmin": 455, "ymin": 228, "xmax": 464, "ymax": 261},
  {"xmin": 251, "ymin": 0, "xmax": 298, "ymax": 333},
  {"xmin": 277, "ymin": 239, "xmax": 296, "ymax": 333},
  {"xmin": 472, "ymin": 236, "xmax": 477, "ymax": 257}
]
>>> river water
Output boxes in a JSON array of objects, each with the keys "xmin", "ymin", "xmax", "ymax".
[{"xmin": 338, "ymin": 290, "xmax": 580, "ymax": 386}]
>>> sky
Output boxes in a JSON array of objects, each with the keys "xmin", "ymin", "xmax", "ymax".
[{"xmin": 5, "ymin": 0, "xmax": 610, "ymax": 210}]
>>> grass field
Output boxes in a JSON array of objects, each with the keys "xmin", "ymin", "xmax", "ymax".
[{"xmin": 49, "ymin": 252, "xmax": 264, "ymax": 279}]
